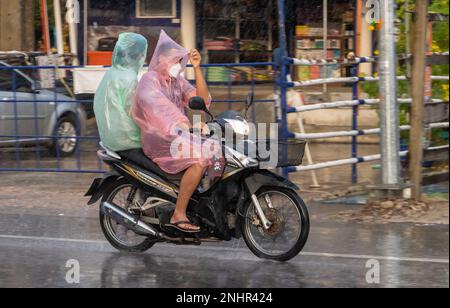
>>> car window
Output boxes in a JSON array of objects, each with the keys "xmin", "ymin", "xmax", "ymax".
[
  {"xmin": 14, "ymin": 74, "xmax": 33, "ymax": 93},
  {"xmin": 0, "ymin": 70, "xmax": 12, "ymax": 91},
  {"xmin": 0, "ymin": 66, "xmax": 32, "ymax": 93}
]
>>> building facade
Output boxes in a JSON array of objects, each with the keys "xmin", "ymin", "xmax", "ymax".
[{"xmin": 76, "ymin": 0, "xmax": 373, "ymax": 77}]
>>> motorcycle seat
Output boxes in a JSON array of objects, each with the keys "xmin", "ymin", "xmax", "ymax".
[{"xmin": 117, "ymin": 149, "xmax": 185, "ymax": 182}]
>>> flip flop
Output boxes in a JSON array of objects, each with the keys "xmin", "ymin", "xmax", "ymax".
[{"xmin": 164, "ymin": 221, "xmax": 201, "ymax": 233}]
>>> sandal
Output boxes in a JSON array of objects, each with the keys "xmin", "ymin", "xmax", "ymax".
[{"xmin": 164, "ymin": 220, "xmax": 201, "ymax": 233}]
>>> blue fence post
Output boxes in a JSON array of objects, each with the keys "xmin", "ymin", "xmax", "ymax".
[
  {"xmin": 227, "ymin": 67, "xmax": 232, "ymax": 111},
  {"xmin": 277, "ymin": 0, "xmax": 291, "ymax": 179},
  {"xmin": 251, "ymin": 66, "xmax": 257, "ymax": 123},
  {"xmin": 351, "ymin": 6, "xmax": 360, "ymax": 184},
  {"xmin": 32, "ymin": 67, "xmax": 42, "ymax": 168},
  {"xmin": 11, "ymin": 70, "xmax": 21, "ymax": 169},
  {"xmin": 52, "ymin": 66, "xmax": 61, "ymax": 170},
  {"xmin": 351, "ymin": 63, "xmax": 359, "ymax": 184}
]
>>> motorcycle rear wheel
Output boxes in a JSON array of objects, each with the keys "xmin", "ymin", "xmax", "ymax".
[
  {"xmin": 99, "ymin": 178, "xmax": 156, "ymax": 253},
  {"xmin": 241, "ymin": 187, "xmax": 310, "ymax": 262}
]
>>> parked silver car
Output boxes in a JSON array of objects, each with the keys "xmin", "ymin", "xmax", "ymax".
[{"xmin": 0, "ymin": 61, "xmax": 86, "ymax": 156}]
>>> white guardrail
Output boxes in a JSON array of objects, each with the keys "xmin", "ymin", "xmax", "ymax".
[
  {"xmin": 291, "ymin": 53, "xmax": 450, "ymax": 67},
  {"xmin": 290, "ymin": 75, "xmax": 449, "ymax": 87},
  {"xmin": 292, "ymin": 145, "xmax": 449, "ymax": 172},
  {"xmin": 294, "ymin": 122, "xmax": 449, "ymax": 140},
  {"xmin": 285, "ymin": 56, "xmax": 449, "ymax": 172},
  {"xmin": 289, "ymin": 98, "xmax": 446, "ymax": 112}
]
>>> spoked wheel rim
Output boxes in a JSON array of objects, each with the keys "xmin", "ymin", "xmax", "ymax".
[
  {"xmin": 57, "ymin": 121, "xmax": 77, "ymax": 153},
  {"xmin": 245, "ymin": 190, "xmax": 303, "ymax": 257},
  {"xmin": 103, "ymin": 184, "xmax": 148, "ymax": 247}
]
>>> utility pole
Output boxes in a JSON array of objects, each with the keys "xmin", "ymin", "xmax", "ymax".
[
  {"xmin": 54, "ymin": 0, "xmax": 65, "ymax": 55},
  {"xmin": 378, "ymin": 0, "xmax": 401, "ymax": 187},
  {"xmin": 0, "ymin": 0, "xmax": 35, "ymax": 51},
  {"xmin": 409, "ymin": 0, "xmax": 429, "ymax": 201},
  {"xmin": 323, "ymin": 0, "xmax": 327, "ymax": 93},
  {"xmin": 181, "ymin": 0, "xmax": 196, "ymax": 80},
  {"xmin": 23, "ymin": 0, "xmax": 36, "ymax": 51}
]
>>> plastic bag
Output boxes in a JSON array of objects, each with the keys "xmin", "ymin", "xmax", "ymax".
[{"xmin": 93, "ymin": 32, "xmax": 148, "ymax": 151}]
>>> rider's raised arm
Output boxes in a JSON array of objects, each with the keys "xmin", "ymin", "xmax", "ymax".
[
  {"xmin": 180, "ymin": 76, "xmax": 211, "ymax": 110},
  {"xmin": 184, "ymin": 49, "xmax": 211, "ymax": 109}
]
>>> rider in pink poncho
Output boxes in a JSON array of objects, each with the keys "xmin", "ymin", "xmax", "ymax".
[{"xmin": 132, "ymin": 30, "xmax": 220, "ymax": 232}]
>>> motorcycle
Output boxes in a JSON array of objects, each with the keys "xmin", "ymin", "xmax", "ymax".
[{"xmin": 85, "ymin": 95, "xmax": 309, "ymax": 262}]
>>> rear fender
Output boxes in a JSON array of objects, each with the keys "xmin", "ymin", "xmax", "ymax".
[{"xmin": 85, "ymin": 175, "xmax": 120, "ymax": 205}]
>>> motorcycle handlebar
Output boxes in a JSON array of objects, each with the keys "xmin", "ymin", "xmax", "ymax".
[{"xmin": 189, "ymin": 128, "xmax": 214, "ymax": 138}]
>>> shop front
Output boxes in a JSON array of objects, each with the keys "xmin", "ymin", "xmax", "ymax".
[
  {"xmin": 195, "ymin": 0, "xmax": 277, "ymax": 83},
  {"xmin": 74, "ymin": 0, "xmax": 371, "ymax": 92},
  {"xmin": 294, "ymin": 0, "xmax": 357, "ymax": 80},
  {"xmin": 77, "ymin": 0, "xmax": 183, "ymax": 66},
  {"xmin": 194, "ymin": 0, "xmax": 371, "ymax": 82}
]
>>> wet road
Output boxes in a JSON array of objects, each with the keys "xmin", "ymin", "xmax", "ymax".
[{"xmin": 0, "ymin": 207, "xmax": 448, "ymax": 288}]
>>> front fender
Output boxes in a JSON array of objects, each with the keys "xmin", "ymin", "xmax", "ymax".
[
  {"xmin": 233, "ymin": 170, "xmax": 299, "ymax": 239},
  {"xmin": 243, "ymin": 170, "xmax": 299, "ymax": 196}
]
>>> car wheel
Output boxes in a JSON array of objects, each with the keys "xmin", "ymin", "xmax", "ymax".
[{"xmin": 50, "ymin": 114, "xmax": 79, "ymax": 157}]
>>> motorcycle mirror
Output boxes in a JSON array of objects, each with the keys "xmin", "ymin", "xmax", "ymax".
[
  {"xmin": 189, "ymin": 96, "xmax": 207, "ymax": 111},
  {"xmin": 189, "ymin": 96, "xmax": 214, "ymax": 120}
]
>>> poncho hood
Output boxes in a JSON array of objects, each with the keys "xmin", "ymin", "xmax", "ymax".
[
  {"xmin": 148, "ymin": 30, "xmax": 189, "ymax": 76},
  {"xmin": 112, "ymin": 32, "xmax": 148, "ymax": 74}
]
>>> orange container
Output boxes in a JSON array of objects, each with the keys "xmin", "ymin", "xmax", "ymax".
[
  {"xmin": 309, "ymin": 66, "xmax": 320, "ymax": 80},
  {"xmin": 87, "ymin": 51, "xmax": 113, "ymax": 66}
]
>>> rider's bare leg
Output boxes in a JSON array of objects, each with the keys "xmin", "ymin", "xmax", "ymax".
[{"xmin": 170, "ymin": 163, "xmax": 207, "ymax": 230}]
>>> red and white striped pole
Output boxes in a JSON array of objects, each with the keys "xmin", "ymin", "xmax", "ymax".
[{"xmin": 40, "ymin": 0, "xmax": 51, "ymax": 54}]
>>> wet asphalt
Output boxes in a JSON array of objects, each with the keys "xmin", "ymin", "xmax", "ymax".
[{"xmin": 0, "ymin": 205, "xmax": 448, "ymax": 288}]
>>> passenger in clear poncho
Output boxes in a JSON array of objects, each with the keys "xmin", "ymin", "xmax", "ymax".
[{"xmin": 132, "ymin": 30, "xmax": 221, "ymax": 232}]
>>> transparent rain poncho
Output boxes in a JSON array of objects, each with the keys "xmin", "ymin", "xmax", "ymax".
[
  {"xmin": 132, "ymin": 30, "xmax": 221, "ymax": 175},
  {"xmin": 94, "ymin": 32, "xmax": 148, "ymax": 151}
]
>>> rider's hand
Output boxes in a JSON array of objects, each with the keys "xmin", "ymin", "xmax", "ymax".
[
  {"xmin": 176, "ymin": 122, "xmax": 191, "ymax": 134},
  {"xmin": 189, "ymin": 49, "xmax": 202, "ymax": 69},
  {"xmin": 192, "ymin": 122, "xmax": 210, "ymax": 136}
]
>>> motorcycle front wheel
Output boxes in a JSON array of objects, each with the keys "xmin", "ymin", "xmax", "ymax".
[{"xmin": 241, "ymin": 187, "xmax": 310, "ymax": 262}]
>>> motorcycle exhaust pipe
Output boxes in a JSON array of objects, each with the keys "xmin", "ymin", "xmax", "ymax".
[{"xmin": 101, "ymin": 201, "xmax": 161, "ymax": 238}]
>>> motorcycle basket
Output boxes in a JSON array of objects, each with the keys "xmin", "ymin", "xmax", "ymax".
[
  {"xmin": 246, "ymin": 139, "xmax": 306, "ymax": 168},
  {"xmin": 274, "ymin": 139, "xmax": 306, "ymax": 167}
]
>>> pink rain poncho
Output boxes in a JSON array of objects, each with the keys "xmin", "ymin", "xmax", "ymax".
[{"xmin": 132, "ymin": 30, "xmax": 221, "ymax": 175}]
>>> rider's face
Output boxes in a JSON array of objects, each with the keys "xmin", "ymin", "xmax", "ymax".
[{"xmin": 158, "ymin": 49, "xmax": 182, "ymax": 69}]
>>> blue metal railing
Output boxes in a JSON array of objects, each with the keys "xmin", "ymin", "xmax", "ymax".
[
  {"xmin": 0, "ymin": 62, "xmax": 277, "ymax": 174},
  {"xmin": 3, "ymin": 0, "xmax": 448, "ymax": 185}
]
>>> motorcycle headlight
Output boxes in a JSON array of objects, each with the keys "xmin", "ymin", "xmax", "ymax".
[{"xmin": 224, "ymin": 119, "xmax": 250, "ymax": 135}]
